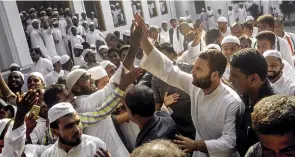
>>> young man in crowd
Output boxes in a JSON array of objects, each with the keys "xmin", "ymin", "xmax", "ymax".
[
  {"xmin": 231, "ymin": 23, "xmax": 244, "ymax": 38},
  {"xmin": 217, "ymin": 17, "xmax": 231, "ymax": 37},
  {"xmin": 274, "ymin": 18, "xmax": 295, "ymax": 56},
  {"xmin": 245, "ymin": 94, "xmax": 295, "ymax": 157},
  {"xmin": 45, "ymin": 56, "xmax": 64, "ymax": 86},
  {"xmin": 30, "ymin": 48, "xmax": 53, "ymax": 76}
]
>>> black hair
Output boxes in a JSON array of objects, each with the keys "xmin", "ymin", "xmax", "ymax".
[
  {"xmin": 124, "ymin": 85, "xmax": 155, "ymax": 117},
  {"xmin": 252, "ymin": 94, "xmax": 295, "ymax": 135},
  {"xmin": 242, "ymin": 22, "xmax": 253, "ymax": 31},
  {"xmin": 155, "ymin": 42, "xmax": 177, "ymax": 56},
  {"xmin": 30, "ymin": 48, "xmax": 42, "ymax": 55},
  {"xmin": 170, "ymin": 18, "xmax": 177, "ymax": 23},
  {"xmin": 44, "ymin": 84, "xmax": 65, "ymax": 109},
  {"xmin": 255, "ymin": 31, "xmax": 276, "ymax": 45},
  {"xmin": 114, "ymin": 31, "xmax": 120, "ymax": 37},
  {"xmin": 198, "ymin": 49, "xmax": 227, "ymax": 77},
  {"xmin": 257, "ymin": 14, "xmax": 275, "ymax": 29},
  {"xmin": 239, "ymin": 36, "xmax": 252, "ymax": 45},
  {"xmin": 230, "ymin": 48, "xmax": 268, "ymax": 81},
  {"xmin": 107, "ymin": 48, "xmax": 119, "ymax": 57},
  {"xmin": 81, "ymin": 42, "xmax": 90, "ymax": 50},
  {"xmin": 205, "ymin": 28, "xmax": 221, "ymax": 45},
  {"xmin": 118, "ymin": 45, "xmax": 130, "ymax": 57}
]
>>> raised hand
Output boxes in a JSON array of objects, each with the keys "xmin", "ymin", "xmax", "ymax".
[
  {"xmin": 16, "ymin": 90, "xmax": 39, "ymax": 115},
  {"xmin": 133, "ymin": 13, "xmax": 149, "ymax": 41},
  {"xmin": 94, "ymin": 148, "xmax": 111, "ymax": 157},
  {"xmin": 191, "ymin": 20, "xmax": 203, "ymax": 47},
  {"xmin": 118, "ymin": 68, "xmax": 142, "ymax": 91},
  {"xmin": 164, "ymin": 92, "xmax": 180, "ymax": 107}
]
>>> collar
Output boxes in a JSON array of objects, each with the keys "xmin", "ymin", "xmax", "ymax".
[
  {"xmin": 203, "ymin": 81, "xmax": 223, "ymax": 97},
  {"xmin": 284, "ymin": 32, "xmax": 291, "ymax": 38}
]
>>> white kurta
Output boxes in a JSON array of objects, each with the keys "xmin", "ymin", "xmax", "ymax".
[
  {"xmin": 238, "ymin": 8, "xmax": 247, "ymax": 23},
  {"xmin": 30, "ymin": 58, "xmax": 54, "ymax": 76},
  {"xmin": 149, "ymin": 34, "xmax": 169, "ymax": 45},
  {"xmin": 207, "ymin": 10, "xmax": 216, "ymax": 29},
  {"xmin": 172, "ymin": 27, "xmax": 184, "ymax": 53},
  {"xmin": 221, "ymin": 27, "xmax": 232, "ymax": 37},
  {"xmin": 276, "ymin": 37, "xmax": 294, "ymax": 66},
  {"xmin": 160, "ymin": 29, "xmax": 170, "ymax": 42},
  {"xmin": 177, "ymin": 41, "xmax": 201, "ymax": 65},
  {"xmin": 88, "ymin": 18, "xmax": 99, "ymax": 28},
  {"xmin": 283, "ymin": 60, "xmax": 295, "ymax": 82},
  {"xmin": 45, "ymin": 70, "xmax": 65, "ymax": 86},
  {"xmin": 24, "ymin": 144, "xmax": 52, "ymax": 157},
  {"xmin": 271, "ymin": 74, "xmax": 295, "ymax": 95},
  {"xmin": 30, "ymin": 29, "xmax": 50, "ymax": 59},
  {"xmin": 228, "ymin": 10, "xmax": 236, "ymax": 26},
  {"xmin": 69, "ymin": 34, "xmax": 84, "ymax": 51},
  {"xmin": 41, "ymin": 134, "xmax": 107, "ymax": 157},
  {"xmin": 141, "ymin": 47, "xmax": 244, "ymax": 157},
  {"xmin": 59, "ymin": 18, "xmax": 67, "ymax": 36},
  {"xmin": 283, "ymin": 32, "xmax": 295, "ymax": 56},
  {"xmin": 86, "ymin": 30, "xmax": 105, "ymax": 45},
  {"xmin": 52, "ymin": 28, "xmax": 67, "ymax": 56},
  {"xmin": 30, "ymin": 117, "xmax": 47, "ymax": 144},
  {"xmin": 41, "ymin": 28, "xmax": 58, "ymax": 58},
  {"xmin": 184, "ymin": 15, "xmax": 192, "ymax": 21}
]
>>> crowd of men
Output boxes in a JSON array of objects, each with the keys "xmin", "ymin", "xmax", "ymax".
[{"xmin": 0, "ymin": 4, "xmax": 294, "ymax": 157}]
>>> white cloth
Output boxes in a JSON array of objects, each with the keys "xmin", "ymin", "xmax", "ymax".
[
  {"xmin": 30, "ymin": 58, "xmax": 54, "ymax": 76},
  {"xmin": 207, "ymin": 10, "xmax": 216, "ymax": 29},
  {"xmin": 251, "ymin": 27, "xmax": 258, "ymax": 38},
  {"xmin": 30, "ymin": 117, "xmax": 47, "ymax": 144},
  {"xmin": 52, "ymin": 28, "xmax": 67, "ymax": 56},
  {"xmin": 48, "ymin": 102, "xmax": 76, "ymax": 123},
  {"xmin": 222, "ymin": 66, "xmax": 230, "ymax": 81},
  {"xmin": 88, "ymin": 66, "xmax": 107, "ymax": 81},
  {"xmin": 238, "ymin": 8, "xmax": 247, "ymax": 23},
  {"xmin": 283, "ymin": 32, "xmax": 295, "ymax": 55},
  {"xmin": 88, "ymin": 18, "xmax": 98, "ymax": 28},
  {"xmin": 221, "ymin": 27, "xmax": 232, "ymax": 37},
  {"xmin": 221, "ymin": 36, "xmax": 240, "ymax": 45},
  {"xmin": 45, "ymin": 70, "xmax": 64, "ymax": 86},
  {"xmin": 30, "ymin": 29, "xmax": 50, "ymax": 59},
  {"xmin": 0, "ymin": 124, "xmax": 26, "ymax": 157},
  {"xmin": 283, "ymin": 60, "xmax": 295, "ymax": 82},
  {"xmin": 26, "ymin": 24, "xmax": 34, "ymax": 36},
  {"xmin": 172, "ymin": 27, "xmax": 184, "ymax": 53},
  {"xmin": 84, "ymin": 116, "xmax": 129, "ymax": 157},
  {"xmin": 69, "ymin": 34, "xmax": 84, "ymax": 52},
  {"xmin": 86, "ymin": 30, "xmax": 105, "ymax": 45},
  {"xmin": 119, "ymin": 121, "xmax": 140, "ymax": 150},
  {"xmin": 177, "ymin": 41, "xmax": 201, "ymax": 65},
  {"xmin": 24, "ymin": 144, "xmax": 52, "ymax": 157},
  {"xmin": 149, "ymin": 34, "xmax": 169, "ymax": 45},
  {"xmin": 59, "ymin": 18, "xmax": 67, "ymax": 36},
  {"xmin": 134, "ymin": 58, "xmax": 141, "ymax": 67},
  {"xmin": 184, "ymin": 14, "xmax": 192, "ymax": 21},
  {"xmin": 141, "ymin": 47, "xmax": 244, "ymax": 157},
  {"xmin": 160, "ymin": 29, "xmax": 170, "ymax": 42},
  {"xmin": 41, "ymin": 134, "xmax": 107, "ymax": 157},
  {"xmin": 271, "ymin": 74, "xmax": 295, "ymax": 95},
  {"xmin": 276, "ymin": 37, "xmax": 294, "ymax": 66}
]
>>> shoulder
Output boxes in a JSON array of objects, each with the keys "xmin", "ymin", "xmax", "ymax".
[
  {"xmin": 41, "ymin": 143, "xmax": 56, "ymax": 157},
  {"xmin": 221, "ymin": 83, "xmax": 244, "ymax": 106},
  {"xmin": 82, "ymin": 134, "xmax": 107, "ymax": 148}
]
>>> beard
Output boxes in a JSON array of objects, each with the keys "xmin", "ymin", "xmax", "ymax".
[
  {"xmin": 59, "ymin": 133, "xmax": 82, "ymax": 147},
  {"xmin": 267, "ymin": 70, "xmax": 281, "ymax": 80},
  {"xmin": 80, "ymin": 86, "xmax": 93, "ymax": 95},
  {"xmin": 192, "ymin": 73, "xmax": 212, "ymax": 89}
]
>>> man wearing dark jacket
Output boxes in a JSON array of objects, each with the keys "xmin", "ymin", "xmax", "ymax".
[{"xmin": 124, "ymin": 85, "xmax": 178, "ymax": 147}]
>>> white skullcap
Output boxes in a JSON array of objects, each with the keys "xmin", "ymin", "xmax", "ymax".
[
  {"xmin": 263, "ymin": 50, "xmax": 282, "ymax": 59},
  {"xmin": 10, "ymin": 63, "xmax": 19, "ymax": 68},
  {"xmin": 88, "ymin": 66, "xmax": 107, "ymax": 81},
  {"xmin": 71, "ymin": 65, "xmax": 82, "ymax": 71},
  {"xmin": 0, "ymin": 118, "xmax": 13, "ymax": 136},
  {"xmin": 207, "ymin": 44, "xmax": 221, "ymax": 51},
  {"xmin": 65, "ymin": 8, "xmax": 70, "ymax": 11},
  {"xmin": 217, "ymin": 17, "xmax": 227, "ymax": 23},
  {"xmin": 47, "ymin": 7, "xmax": 52, "ymax": 10},
  {"xmin": 29, "ymin": 72, "xmax": 44, "ymax": 83},
  {"xmin": 162, "ymin": 21, "xmax": 167, "ymax": 24},
  {"xmin": 51, "ymin": 56, "xmax": 61, "ymax": 64},
  {"xmin": 53, "ymin": 11, "xmax": 58, "ymax": 15},
  {"xmin": 90, "ymin": 44, "xmax": 96, "ymax": 48},
  {"xmin": 246, "ymin": 16, "xmax": 254, "ymax": 22},
  {"xmin": 83, "ymin": 21, "xmax": 89, "ymax": 24},
  {"xmin": 202, "ymin": 8, "xmax": 205, "ymax": 11},
  {"xmin": 123, "ymin": 30, "xmax": 130, "ymax": 37},
  {"xmin": 137, "ymin": 3, "xmax": 140, "ymax": 6},
  {"xmin": 81, "ymin": 49, "xmax": 95, "ymax": 58},
  {"xmin": 40, "ymin": 11, "xmax": 46, "ymax": 15},
  {"xmin": 188, "ymin": 23, "xmax": 194, "ymax": 29},
  {"xmin": 221, "ymin": 36, "xmax": 240, "ymax": 45},
  {"xmin": 179, "ymin": 17, "xmax": 186, "ymax": 21},
  {"xmin": 48, "ymin": 102, "xmax": 76, "ymax": 123},
  {"xmin": 100, "ymin": 60, "xmax": 115, "ymax": 69},
  {"xmin": 98, "ymin": 45, "xmax": 109, "ymax": 51},
  {"xmin": 74, "ymin": 44, "xmax": 83, "ymax": 50},
  {"xmin": 66, "ymin": 69, "xmax": 87, "ymax": 90},
  {"xmin": 60, "ymin": 55, "xmax": 70, "ymax": 65},
  {"xmin": 32, "ymin": 19, "xmax": 39, "ymax": 23},
  {"xmin": 110, "ymin": 4, "xmax": 115, "ymax": 7},
  {"xmin": 116, "ymin": 3, "xmax": 119, "ymax": 6},
  {"xmin": 10, "ymin": 71, "xmax": 25, "ymax": 81},
  {"xmin": 72, "ymin": 16, "xmax": 77, "ymax": 19}
]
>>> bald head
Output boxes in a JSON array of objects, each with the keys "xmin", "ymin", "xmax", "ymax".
[
  {"xmin": 231, "ymin": 23, "xmax": 243, "ymax": 38},
  {"xmin": 179, "ymin": 22, "xmax": 191, "ymax": 36}
]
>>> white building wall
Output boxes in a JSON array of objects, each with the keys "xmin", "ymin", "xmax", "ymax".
[{"xmin": 174, "ymin": 1, "xmax": 198, "ymax": 21}]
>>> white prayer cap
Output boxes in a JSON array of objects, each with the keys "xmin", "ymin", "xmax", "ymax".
[
  {"xmin": 162, "ymin": 21, "xmax": 167, "ymax": 24},
  {"xmin": 48, "ymin": 102, "xmax": 76, "ymax": 123},
  {"xmin": 40, "ymin": 11, "xmax": 46, "ymax": 15},
  {"xmin": 217, "ymin": 17, "xmax": 227, "ymax": 23},
  {"xmin": 10, "ymin": 63, "xmax": 19, "ymax": 68},
  {"xmin": 188, "ymin": 23, "xmax": 194, "ymax": 29},
  {"xmin": 110, "ymin": 4, "xmax": 115, "ymax": 8},
  {"xmin": 53, "ymin": 20, "xmax": 59, "ymax": 25},
  {"xmin": 66, "ymin": 69, "xmax": 87, "ymax": 90},
  {"xmin": 83, "ymin": 21, "xmax": 89, "ymax": 25},
  {"xmin": 53, "ymin": 11, "xmax": 59, "ymax": 15},
  {"xmin": 71, "ymin": 65, "xmax": 82, "ymax": 71},
  {"xmin": 29, "ymin": 72, "xmax": 45, "ymax": 83},
  {"xmin": 221, "ymin": 36, "xmax": 240, "ymax": 45},
  {"xmin": 74, "ymin": 44, "xmax": 83, "ymax": 50},
  {"xmin": 100, "ymin": 60, "xmax": 115, "ymax": 69},
  {"xmin": 0, "ymin": 118, "xmax": 13, "ymax": 135},
  {"xmin": 20, "ymin": 13, "xmax": 23, "ymax": 16},
  {"xmin": 47, "ymin": 7, "xmax": 52, "ymax": 10},
  {"xmin": 263, "ymin": 50, "xmax": 282, "ymax": 59},
  {"xmin": 207, "ymin": 44, "xmax": 221, "ymax": 51},
  {"xmin": 116, "ymin": 3, "xmax": 119, "ymax": 6},
  {"xmin": 51, "ymin": 56, "xmax": 61, "ymax": 65},
  {"xmin": 98, "ymin": 45, "xmax": 109, "ymax": 51},
  {"xmin": 10, "ymin": 71, "xmax": 25, "ymax": 81},
  {"xmin": 90, "ymin": 44, "xmax": 96, "ymax": 49},
  {"xmin": 123, "ymin": 30, "xmax": 130, "ymax": 37},
  {"xmin": 202, "ymin": 8, "xmax": 204, "ymax": 11},
  {"xmin": 65, "ymin": 8, "xmax": 70, "ymax": 12},
  {"xmin": 88, "ymin": 66, "xmax": 107, "ymax": 81},
  {"xmin": 246, "ymin": 16, "xmax": 254, "ymax": 22},
  {"xmin": 72, "ymin": 16, "xmax": 77, "ymax": 20},
  {"xmin": 32, "ymin": 19, "xmax": 39, "ymax": 23},
  {"xmin": 179, "ymin": 17, "xmax": 186, "ymax": 21},
  {"xmin": 82, "ymin": 49, "xmax": 95, "ymax": 58}
]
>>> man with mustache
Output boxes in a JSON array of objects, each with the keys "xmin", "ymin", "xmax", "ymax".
[
  {"xmin": 263, "ymin": 50, "xmax": 295, "ymax": 95},
  {"xmin": 132, "ymin": 13, "xmax": 244, "ymax": 157}
]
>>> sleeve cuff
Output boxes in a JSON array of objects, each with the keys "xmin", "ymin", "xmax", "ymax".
[
  {"xmin": 7, "ymin": 124, "xmax": 26, "ymax": 142},
  {"xmin": 114, "ymin": 87, "xmax": 125, "ymax": 97}
]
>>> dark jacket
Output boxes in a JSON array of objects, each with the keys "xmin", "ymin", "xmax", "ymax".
[
  {"xmin": 237, "ymin": 80, "xmax": 274, "ymax": 156},
  {"xmin": 135, "ymin": 111, "xmax": 178, "ymax": 148}
]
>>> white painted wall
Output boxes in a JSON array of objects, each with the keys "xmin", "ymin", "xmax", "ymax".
[{"xmin": 174, "ymin": 1, "xmax": 198, "ymax": 21}]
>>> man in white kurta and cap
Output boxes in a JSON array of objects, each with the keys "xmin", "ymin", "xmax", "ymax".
[
  {"xmin": 217, "ymin": 17, "xmax": 231, "ymax": 37},
  {"xmin": 45, "ymin": 56, "xmax": 64, "ymax": 86},
  {"xmin": 60, "ymin": 55, "xmax": 73, "ymax": 77},
  {"xmin": 228, "ymin": 5, "xmax": 236, "ymax": 26},
  {"xmin": 221, "ymin": 36, "xmax": 241, "ymax": 81},
  {"xmin": 30, "ymin": 48, "xmax": 54, "ymax": 76},
  {"xmin": 88, "ymin": 66, "xmax": 109, "ymax": 90},
  {"xmin": 30, "ymin": 19, "xmax": 51, "ymax": 60},
  {"xmin": 200, "ymin": 8, "xmax": 208, "ymax": 31},
  {"xmin": 263, "ymin": 50, "xmax": 295, "ymax": 95},
  {"xmin": 86, "ymin": 22, "xmax": 105, "ymax": 45},
  {"xmin": 41, "ymin": 102, "xmax": 109, "ymax": 157},
  {"xmin": 69, "ymin": 26, "xmax": 84, "ymax": 52},
  {"xmin": 52, "ymin": 19, "xmax": 68, "ymax": 56},
  {"xmin": 238, "ymin": 3, "xmax": 247, "ymax": 24},
  {"xmin": 207, "ymin": 6, "xmax": 216, "ymax": 29},
  {"xmin": 41, "ymin": 21, "xmax": 58, "ymax": 59},
  {"xmin": 133, "ymin": 13, "xmax": 244, "ymax": 157},
  {"xmin": 72, "ymin": 44, "xmax": 87, "ymax": 67},
  {"xmin": 160, "ymin": 21, "xmax": 170, "ymax": 42}
]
